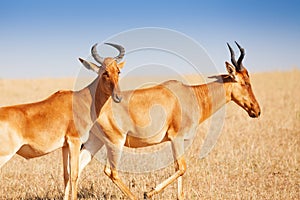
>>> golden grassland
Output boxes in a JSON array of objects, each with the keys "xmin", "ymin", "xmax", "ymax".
[{"xmin": 0, "ymin": 70, "xmax": 299, "ymax": 199}]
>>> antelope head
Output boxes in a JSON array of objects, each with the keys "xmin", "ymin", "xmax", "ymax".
[
  {"xmin": 226, "ymin": 42, "xmax": 261, "ymax": 118},
  {"xmin": 79, "ymin": 43, "xmax": 125, "ymax": 103}
]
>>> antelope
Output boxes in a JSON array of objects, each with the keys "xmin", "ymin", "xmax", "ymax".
[
  {"xmin": 79, "ymin": 42, "xmax": 261, "ymax": 200},
  {"xmin": 0, "ymin": 43, "xmax": 126, "ymax": 200}
]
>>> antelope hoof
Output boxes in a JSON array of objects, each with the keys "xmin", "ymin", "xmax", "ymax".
[
  {"xmin": 145, "ymin": 188, "xmax": 156, "ymax": 199},
  {"xmin": 130, "ymin": 195, "xmax": 138, "ymax": 200},
  {"xmin": 144, "ymin": 191, "xmax": 152, "ymax": 199},
  {"xmin": 177, "ymin": 195, "xmax": 184, "ymax": 200},
  {"xmin": 104, "ymin": 165, "xmax": 112, "ymax": 177},
  {"xmin": 143, "ymin": 192, "xmax": 148, "ymax": 199}
]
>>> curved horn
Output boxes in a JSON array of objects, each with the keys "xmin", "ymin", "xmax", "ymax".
[
  {"xmin": 235, "ymin": 41, "xmax": 245, "ymax": 70},
  {"xmin": 227, "ymin": 43, "xmax": 238, "ymax": 68},
  {"xmin": 91, "ymin": 43, "xmax": 104, "ymax": 65},
  {"xmin": 104, "ymin": 43, "xmax": 125, "ymax": 63}
]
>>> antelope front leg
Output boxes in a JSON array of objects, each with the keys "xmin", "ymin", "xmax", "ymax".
[
  {"xmin": 145, "ymin": 157, "xmax": 186, "ymax": 200},
  {"xmin": 62, "ymin": 146, "xmax": 71, "ymax": 200},
  {"xmin": 68, "ymin": 138, "xmax": 81, "ymax": 200},
  {"xmin": 176, "ymin": 169, "xmax": 184, "ymax": 200},
  {"xmin": 105, "ymin": 142, "xmax": 138, "ymax": 200},
  {"xmin": 104, "ymin": 165, "xmax": 137, "ymax": 200}
]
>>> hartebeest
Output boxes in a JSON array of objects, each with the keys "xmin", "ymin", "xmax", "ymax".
[
  {"xmin": 0, "ymin": 43, "xmax": 126, "ymax": 200},
  {"xmin": 79, "ymin": 42, "xmax": 261, "ymax": 200}
]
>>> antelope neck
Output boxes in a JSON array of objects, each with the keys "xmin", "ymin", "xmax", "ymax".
[
  {"xmin": 192, "ymin": 76, "xmax": 233, "ymax": 123},
  {"xmin": 75, "ymin": 76, "xmax": 111, "ymax": 122}
]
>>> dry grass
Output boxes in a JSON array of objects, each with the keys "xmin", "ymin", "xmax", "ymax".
[{"xmin": 0, "ymin": 70, "xmax": 299, "ymax": 199}]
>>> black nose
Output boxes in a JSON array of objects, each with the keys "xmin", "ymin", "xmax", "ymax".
[
  {"xmin": 258, "ymin": 111, "xmax": 261, "ymax": 116},
  {"xmin": 113, "ymin": 94, "xmax": 122, "ymax": 103}
]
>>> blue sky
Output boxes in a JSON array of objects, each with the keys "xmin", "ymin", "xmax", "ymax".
[{"xmin": 0, "ymin": 0, "xmax": 299, "ymax": 78}]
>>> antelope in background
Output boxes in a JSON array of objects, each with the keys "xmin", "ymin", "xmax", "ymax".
[
  {"xmin": 0, "ymin": 43, "xmax": 126, "ymax": 200},
  {"xmin": 79, "ymin": 42, "xmax": 261, "ymax": 200}
]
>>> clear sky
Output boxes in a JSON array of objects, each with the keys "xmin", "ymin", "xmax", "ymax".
[{"xmin": 0, "ymin": 0, "xmax": 299, "ymax": 78}]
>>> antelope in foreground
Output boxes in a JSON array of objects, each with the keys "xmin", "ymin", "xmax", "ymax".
[
  {"xmin": 0, "ymin": 43, "xmax": 126, "ymax": 200},
  {"xmin": 79, "ymin": 42, "xmax": 261, "ymax": 199}
]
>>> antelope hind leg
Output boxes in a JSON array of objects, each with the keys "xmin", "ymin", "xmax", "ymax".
[{"xmin": 79, "ymin": 131, "xmax": 104, "ymax": 176}]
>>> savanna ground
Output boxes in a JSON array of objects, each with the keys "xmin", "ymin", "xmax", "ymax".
[{"xmin": 0, "ymin": 70, "xmax": 299, "ymax": 199}]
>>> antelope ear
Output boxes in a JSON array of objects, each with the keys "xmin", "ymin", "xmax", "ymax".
[
  {"xmin": 79, "ymin": 58, "xmax": 100, "ymax": 73},
  {"xmin": 117, "ymin": 61, "xmax": 126, "ymax": 69},
  {"xmin": 225, "ymin": 61, "xmax": 237, "ymax": 80}
]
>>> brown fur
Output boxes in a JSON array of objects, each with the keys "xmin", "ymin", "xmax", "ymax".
[
  {"xmin": 0, "ymin": 53, "xmax": 125, "ymax": 200},
  {"xmin": 79, "ymin": 60, "xmax": 261, "ymax": 200}
]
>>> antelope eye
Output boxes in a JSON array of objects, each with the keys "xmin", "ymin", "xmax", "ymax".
[{"xmin": 242, "ymin": 82, "xmax": 250, "ymax": 87}]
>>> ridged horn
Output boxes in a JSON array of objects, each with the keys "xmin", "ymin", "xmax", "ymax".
[
  {"xmin": 104, "ymin": 43, "xmax": 125, "ymax": 63},
  {"xmin": 227, "ymin": 42, "xmax": 238, "ymax": 68},
  {"xmin": 235, "ymin": 41, "xmax": 245, "ymax": 70},
  {"xmin": 91, "ymin": 43, "xmax": 104, "ymax": 65}
]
